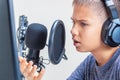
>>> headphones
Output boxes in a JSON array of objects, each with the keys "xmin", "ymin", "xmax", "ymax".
[{"xmin": 101, "ymin": 0, "xmax": 120, "ymax": 47}]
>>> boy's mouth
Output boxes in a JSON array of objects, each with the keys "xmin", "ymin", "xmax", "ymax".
[{"xmin": 72, "ymin": 38, "xmax": 81, "ymax": 46}]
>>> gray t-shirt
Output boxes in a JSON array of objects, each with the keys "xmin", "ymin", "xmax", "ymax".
[{"xmin": 67, "ymin": 48, "xmax": 120, "ymax": 80}]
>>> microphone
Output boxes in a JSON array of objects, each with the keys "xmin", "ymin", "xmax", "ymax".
[
  {"xmin": 25, "ymin": 23, "xmax": 47, "ymax": 50},
  {"xmin": 25, "ymin": 23, "xmax": 47, "ymax": 70}
]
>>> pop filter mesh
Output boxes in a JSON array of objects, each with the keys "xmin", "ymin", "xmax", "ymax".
[
  {"xmin": 48, "ymin": 20, "xmax": 65, "ymax": 64},
  {"xmin": 54, "ymin": 24, "xmax": 65, "ymax": 61}
]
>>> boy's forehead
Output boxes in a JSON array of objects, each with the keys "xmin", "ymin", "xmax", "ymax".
[
  {"xmin": 71, "ymin": 6, "xmax": 94, "ymax": 21},
  {"xmin": 72, "ymin": 5, "xmax": 93, "ymax": 18},
  {"xmin": 71, "ymin": 4, "xmax": 102, "ymax": 23}
]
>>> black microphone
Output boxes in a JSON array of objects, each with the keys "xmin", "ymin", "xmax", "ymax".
[
  {"xmin": 25, "ymin": 23, "xmax": 47, "ymax": 50},
  {"xmin": 25, "ymin": 23, "xmax": 47, "ymax": 67}
]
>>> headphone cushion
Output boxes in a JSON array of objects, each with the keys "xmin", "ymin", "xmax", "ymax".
[{"xmin": 112, "ymin": 25, "xmax": 120, "ymax": 44}]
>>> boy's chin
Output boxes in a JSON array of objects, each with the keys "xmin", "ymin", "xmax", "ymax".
[{"xmin": 76, "ymin": 47, "xmax": 85, "ymax": 52}]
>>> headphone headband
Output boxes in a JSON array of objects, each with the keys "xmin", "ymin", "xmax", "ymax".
[{"xmin": 102, "ymin": 0, "xmax": 119, "ymax": 19}]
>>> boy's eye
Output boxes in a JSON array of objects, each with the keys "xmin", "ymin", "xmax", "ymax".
[{"xmin": 79, "ymin": 22, "xmax": 88, "ymax": 27}]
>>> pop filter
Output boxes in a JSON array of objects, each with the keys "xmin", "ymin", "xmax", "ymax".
[{"xmin": 48, "ymin": 20, "xmax": 68, "ymax": 64}]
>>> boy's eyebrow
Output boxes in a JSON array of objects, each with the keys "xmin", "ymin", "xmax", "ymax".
[{"xmin": 71, "ymin": 17, "xmax": 88, "ymax": 22}]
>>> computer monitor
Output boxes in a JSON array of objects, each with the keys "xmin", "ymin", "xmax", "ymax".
[{"xmin": 0, "ymin": 0, "xmax": 22, "ymax": 80}]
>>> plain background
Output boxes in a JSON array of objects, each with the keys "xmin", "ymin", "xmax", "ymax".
[{"xmin": 13, "ymin": 0, "xmax": 89, "ymax": 80}]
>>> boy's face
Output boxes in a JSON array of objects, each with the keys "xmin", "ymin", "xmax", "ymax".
[{"xmin": 71, "ymin": 4, "xmax": 106, "ymax": 52}]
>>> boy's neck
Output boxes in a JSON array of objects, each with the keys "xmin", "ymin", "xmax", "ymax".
[{"xmin": 91, "ymin": 46, "xmax": 119, "ymax": 66}]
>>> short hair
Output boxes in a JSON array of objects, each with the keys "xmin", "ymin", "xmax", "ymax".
[{"xmin": 72, "ymin": 0, "xmax": 120, "ymax": 18}]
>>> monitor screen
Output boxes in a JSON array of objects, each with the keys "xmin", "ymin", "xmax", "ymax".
[{"xmin": 0, "ymin": 0, "xmax": 22, "ymax": 80}]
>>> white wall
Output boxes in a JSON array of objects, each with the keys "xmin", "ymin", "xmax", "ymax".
[{"xmin": 13, "ymin": 0, "xmax": 89, "ymax": 80}]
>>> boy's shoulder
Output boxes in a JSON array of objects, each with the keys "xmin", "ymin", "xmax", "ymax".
[{"xmin": 112, "ymin": 48, "xmax": 120, "ymax": 70}]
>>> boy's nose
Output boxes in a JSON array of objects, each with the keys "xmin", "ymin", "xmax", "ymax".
[{"xmin": 70, "ymin": 26, "xmax": 79, "ymax": 36}]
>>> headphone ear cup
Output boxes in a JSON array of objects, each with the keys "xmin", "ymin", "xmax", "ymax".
[
  {"xmin": 112, "ymin": 25, "xmax": 120, "ymax": 44},
  {"xmin": 101, "ymin": 19, "xmax": 119, "ymax": 47}
]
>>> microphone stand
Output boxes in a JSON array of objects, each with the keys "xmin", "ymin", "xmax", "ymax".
[
  {"xmin": 62, "ymin": 48, "xmax": 68, "ymax": 60},
  {"xmin": 27, "ymin": 49, "xmax": 45, "ymax": 72}
]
